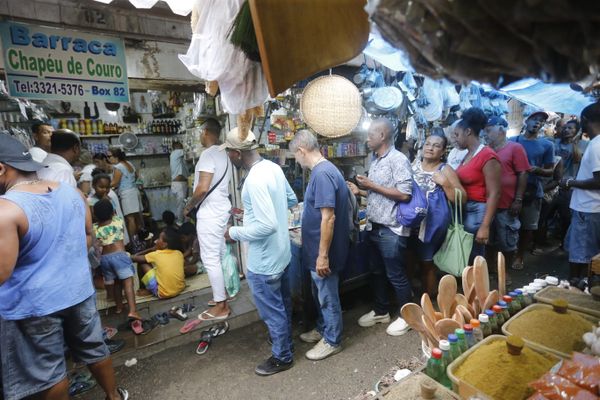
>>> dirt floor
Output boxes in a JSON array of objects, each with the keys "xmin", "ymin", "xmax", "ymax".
[{"xmin": 80, "ymin": 247, "xmax": 570, "ymax": 400}]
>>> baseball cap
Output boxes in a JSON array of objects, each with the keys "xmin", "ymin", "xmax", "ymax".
[
  {"xmin": 0, "ymin": 134, "xmax": 44, "ymax": 172},
  {"xmin": 219, "ymin": 127, "xmax": 259, "ymax": 151},
  {"xmin": 526, "ymin": 111, "xmax": 549, "ymax": 121},
  {"xmin": 485, "ymin": 116, "xmax": 508, "ymax": 128}
]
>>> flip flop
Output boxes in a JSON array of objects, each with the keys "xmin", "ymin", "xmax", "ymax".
[
  {"xmin": 140, "ymin": 319, "xmax": 159, "ymax": 335},
  {"xmin": 181, "ymin": 303, "xmax": 196, "ymax": 313},
  {"xmin": 152, "ymin": 312, "xmax": 170, "ymax": 325},
  {"xmin": 68, "ymin": 370, "xmax": 93, "ymax": 384},
  {"xmin": 198, "ymin": 310, "xmax": 230, "ymax": 321},
  {"xmin": 180, "ymin": 319, "xmax": 203, "ymax": 334},
  {"xmin": 131, "ymin": 319, "xmax": 143, "ymax": 335},
  {"xmin": 195, "ymin": 331, "xmax": 212, "ymax": 355},
  {"xmin": 69, "ymin": 379, "xmax": 96, "ymax": 396},
  {"xmin": 208, "ymin": 322, "xmax": 230, "ymax": 337},
  {"xmin": 169, "ymin": 306, "xmax": 188, "ymax": 321},
  {"xmin": 102, "ymin": 326, "xmax": 118, "ymax": 341},
  {"xmin": 105, "ymin": 338, "xmax": 126, "ymax": 354}
]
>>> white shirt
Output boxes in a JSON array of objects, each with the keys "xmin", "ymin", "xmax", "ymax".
[
  {"xmin": 193, "ymin": 145, "xmax": 231, "ymax": 219},
  {"xmin": 570, "ymin": 135, "xmax": 600, "ymax": 213},
  {"xmin": 38, "ymin": 153, "xmax": 77, "ymax": 187},
  {"xmin": 447, "ymin": 147, "xmax": 469, "ymax": 170},
  {"xmin": 170, "ymin": 149, "xmax": 188, "ymax": 180},
  {"xmin": 29, "ymin": 146, "xmax": 48, "ymax": 163}
]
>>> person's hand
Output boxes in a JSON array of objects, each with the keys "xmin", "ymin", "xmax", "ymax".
[
  {"xmin": 509, "ymin": 199, "xmax": 522, "ymax": 216},
  {"xmin": 530, "ymin": 166, "xmax": 540, "ymax": 175},
  {"xmin": 183, "ymin": 203, "xmax": 194, "ymax": 217},
  {"xmin": 432, "ymin": 170, "xmax": 448, "ymax": 186},
  {"xmin": 559, "ymin": 177, "xmax": 571, "ymax": 189},
  {"xmin": 224, "ymin": 227, "xmax": 235, "ymax": 242},
  {"xmin": 316, "ymin": 255, "xmax": 331, "ymax": 277},
  {"xmin": 346, "ymin": 181, "xmax": 360, "ymax": 195},
  {"xmin": 475, "ymin": 224, "xmax": 490, "ymax": 245},
  {"xmin": 355, "ymin": 174, "xmax": 373, "ymax": 190}
]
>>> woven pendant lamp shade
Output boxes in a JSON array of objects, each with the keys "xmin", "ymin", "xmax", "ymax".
[{"xmin": 300, "ymin": 75, "xmax": 362, "ymax": 138}]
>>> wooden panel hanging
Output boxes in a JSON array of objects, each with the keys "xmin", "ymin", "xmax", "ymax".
[{"xmin": 249, "ymin": 0, "xmax": 370, "ymax": 97}]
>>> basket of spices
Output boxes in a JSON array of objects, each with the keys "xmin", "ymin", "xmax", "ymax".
[
  {"xmin": 534, "ymin": 286, "xmax": 600, "ymax": 318},
  {"xmin": 502, "ymin": 301, "xmax": 598, "ymax": 359},
  {"xmin": 447, "ymin": 335, "xmax": 559, "ymax": 400}
]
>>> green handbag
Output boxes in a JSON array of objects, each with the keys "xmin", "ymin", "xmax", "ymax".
[{"xmin": 433, "ymin": 189, "xmax": 474, "ymax": 277}]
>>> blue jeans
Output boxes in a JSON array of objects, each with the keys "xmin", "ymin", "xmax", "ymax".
[
  {"xmin": 368, "ymin": 225, "xmax": 412, "ymax": 315},
  {"xmin": 463, "ymin": 201, "xmax": 488, "ymax": 263},
  {"xmin": 310, "ymin": 271, "xmax": 342, "ymax": 347},
  {"xmin": 246, "ymin": 267, "xmax": 293, "ymax": 363}
]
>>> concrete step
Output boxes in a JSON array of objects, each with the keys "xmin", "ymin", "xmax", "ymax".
[{"xmin": 99, "ymin": 281, "xmax": 259, "ymax": 367}]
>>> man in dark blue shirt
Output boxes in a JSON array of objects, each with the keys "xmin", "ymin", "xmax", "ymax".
[
  {"xmin": 289, "ymin": 130, "xmax": 349, "ymax": 361},
  {"xmin": 508, "ymin": 111, "xmax": 555, "ymax": 270}
]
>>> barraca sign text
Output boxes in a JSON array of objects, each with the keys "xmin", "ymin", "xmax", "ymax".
[{"xmin": 0, "ymin": 21, "xmax": 129, "ymax": 102}]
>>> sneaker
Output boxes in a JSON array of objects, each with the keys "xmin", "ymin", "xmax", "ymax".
[
  {"xmin": 305, "ymin": 339, "xmax": 342, "ymax": 361},
  {"xmin": 117, "ymin": 387, "xmax": 129, "ymax": 400},
  {"xmin": 299, "ymin": 329, "xmax": 322, "ymax": 343},
  {"xmin": 386, "ymin": 317, "xmax": 411, "ymax": 336},
  {"xmin": 254, "ymin": 356, "xmax": 294, "ymax": 376},
  {"xmin": 358, "ymin": 310, "xmax": 391, "ymax": 327}
]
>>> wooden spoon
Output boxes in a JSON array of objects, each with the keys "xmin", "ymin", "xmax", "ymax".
[
  {"xmin": 421, "ymin": 293, "xmax": 437, "ymax": 327},
  {"xmin": 452, "ymin": 309, "xmax": 465, "ymax": 325},
  {"xmin": 456, "ymin": 294, "xmax": 477, "ymax": 317},
  {"xmin": 462, "ymin": 266, "xmax": 473, "ymax": 298},
  {"xmin": 472, "ymin": 297, "xmax": 481, "ymax": 316},
  {"xmin": 498, "ymin": 252, "xmax": 506, "ymax": 297},
  {"xmin": 401, "ymin": 303, "xmax": 438, "ymax": 347},
  {"xmin": 434, "ymin": 312, "xmax": 444, "ymax": 321},
  {"xmin": 422, "ymin": 315, "xmax": 440, "ymax": 343},
  {"xmin": 473, "ymin": 256, "xmax": 490, "ymax": 305},
  {"xmin": 435, "ymin": 318, "xmax": 461, "ymax": 339},
  {"xmin": 437, "ymin": 275, "xmax": 458, "ymax": 318},
  {"xmin": 482, "ymin": 289, "xmax": 500, "ymax": 312},
  {"xmin": 457, "ymin": 304, "xmax": 473, "ymax": 322}
]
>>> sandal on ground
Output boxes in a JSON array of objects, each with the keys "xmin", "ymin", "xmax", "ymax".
[
  {"xmin": 68, "ymin": 370, "xmax": 93, "ymax": 384},
  {"xmin": 105, "ymin": 338, "xmax": 126, "ymax": 354},
  {"xmin": 102, "ymin": 326, "xmax": 118, "ymax": 341},
  {"xmin": 198, "ymin": 310, "xmax": 230, "ymax": 321},
  {"xmin": 511, "ymin": 260, "xmax": 524, "ymax": 270},
  {"xmin": 152, "ymin": 312, "xmax": 170, "ymax": 325},
  {"xmin": 169, "ymin": 306, "xmax": 188, "ymax": 321},
  {"xmin": 140, "ymin": 319, "xmax": 159, "ymax": 335},
  {"xmin": 195, "ymin": 331, "xmax": 212, "ymax": 355},
  {"xmin": 180, "ymin": 319, "xmax": 203, "ymax": 334},
  {"xmin": 68, "ymin": 379, "xmax": 96, "ymax": 396},
  {"xmin": 208, "ymin": 322, "xmax": 229, "ymax": 337},
  {"xmin": 181, "ymin": 303, "xmax": 196, "ymax": 313},
  {"xmin": 130, "ymin": 320, "xmax": 144, "ymax": 335}
]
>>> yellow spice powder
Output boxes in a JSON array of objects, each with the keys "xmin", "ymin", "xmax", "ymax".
[
  {"xmin": 454, "ymin": 340, "xmax": 556, "ymax": 400},
  {"xmin": 507, "ymin": 309, "xmax": 593, "ymax": 354}
]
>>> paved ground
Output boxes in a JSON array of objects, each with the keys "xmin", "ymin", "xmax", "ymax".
[{"xmin": 80, "ymin": 248, "xmax": 569, "ymax": 400}]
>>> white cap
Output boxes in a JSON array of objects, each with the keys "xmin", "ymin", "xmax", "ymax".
[
  {"xmin": 219, "ymin": 127, "xmax": 259, "ymax": 151},
  {"xmin": 546, "ymin": 276, "xmax": 559, "ymax": 286},
  {"xmin": 439, "ymin": 339, "xmax": 450, "ymax": 351},
  {"xmin": 478, "ymin": 313, "xmax": 489, "ymax": 323}
]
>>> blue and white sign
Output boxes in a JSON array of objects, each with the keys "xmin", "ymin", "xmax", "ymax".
[{"xmin": 0, "ymin": 21, "xmax": 129, "ymax": 103}]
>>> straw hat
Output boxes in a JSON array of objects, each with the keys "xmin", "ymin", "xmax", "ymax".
[{"xmin": 300, "ymin": 75, "xmax": 362, "ymax": 138}]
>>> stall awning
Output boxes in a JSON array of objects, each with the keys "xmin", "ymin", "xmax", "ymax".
[{"xmin": 93, "ymin": 0, "xmax": 193, "ymax": 16}]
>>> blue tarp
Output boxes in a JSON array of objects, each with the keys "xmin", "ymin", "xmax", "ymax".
[{"xmin": 500, "ymin": 78, "xmax": 594, "ymax": 116}]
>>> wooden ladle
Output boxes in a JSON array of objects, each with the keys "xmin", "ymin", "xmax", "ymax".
[{"xmin": 437, "ymin": 275, "xmax": 458, "ymax": 318}]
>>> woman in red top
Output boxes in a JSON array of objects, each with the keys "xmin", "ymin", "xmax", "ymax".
[{"xmin": 454, "ymin": 108, "xmax": 502, "ymax": 262}]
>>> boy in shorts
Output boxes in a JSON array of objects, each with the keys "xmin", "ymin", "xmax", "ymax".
[
  {"xmin": 132, "ymin": 228, "xmax": 186, "ymax": 299},
  {"xmin": 93, "ymin": 199, "xmax": 141, "ymax": 320}
]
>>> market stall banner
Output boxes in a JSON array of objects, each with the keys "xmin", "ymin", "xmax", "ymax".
[{"xmin": 0, "ymin": 21, "xmax": 129, "ymax": 103}]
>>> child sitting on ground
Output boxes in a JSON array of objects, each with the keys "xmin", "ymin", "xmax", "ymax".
[
  {"xmin": 162, "ymin": 210, "xmax": 179, "ymax": 230},
  {"xmin": 131, "ymin": 228, "xmax": 186, "ymax": 299},
  {"xmin": 93, "ymin": 199, "xmax": 141, "ymax": 320},
  {"xmin": 179, "ymin": 222, "xmax": 202, "ymax": 277}
]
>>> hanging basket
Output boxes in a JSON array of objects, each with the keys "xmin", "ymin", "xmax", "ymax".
[{"xmin": 300, "ymin": 75, "xmax": 362, "ymax": 138}]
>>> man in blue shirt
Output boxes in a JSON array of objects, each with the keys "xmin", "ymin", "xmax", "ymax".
[
  {"xmin": 223, "ymin": 128, "xmax": 298, "ymax": 376},
  {"xmin": 509, "ymin": 111, "xmax": 555, "ymax": 270},
  {"xmin": 0, "ymin": 135, "xmax": 127, "ymax": 400},
  {"xmin": 289, "ymin": 130, "xmax": 350, "ymax": 361}
]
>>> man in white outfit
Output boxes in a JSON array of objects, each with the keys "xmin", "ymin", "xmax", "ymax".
[
  {"xmin": 184, "ymin": 119, "xmax": 232, "ymax": 320},
  {"xmin": 29, "ymin": 121, "xmax": 53, "ymax": 163},
  {"xmin": 170, "ymin": 141, "xmax": 189, "ymax": 224}
]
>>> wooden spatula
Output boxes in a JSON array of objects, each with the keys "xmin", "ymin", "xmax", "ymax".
[
  {"xmin": 435, "ymin": 318, "xmax": 461, "ymax": 339},
  {"xmin": 437, "ymin": 275, "xmax": 458, "ymax": 318},
  {"xmin": 421, "ymin": 293, "xmax": 437, "ymax": 327},
  {"xmin": 482, "ymin": 290, "xmax": 500, "ymax": 312},
  {"xmin": 401, "ymin": 303, "xmax": 437, "ymax": 347},
  {"xmin": 422, "ymin": 315, "xmax": 440, "ymax": 343},
  {"xmin": 462, "ymin": 266, "xmax": 473, "ymax": 298},
  {"xmin": 456, "ymin": 304, "xmax": 473, "ymax": 322},
  {"xmin": 498, "ymin": 252, "xmax": 506, "ymax": 297},
  {"xmin": 473, "ymin": 256, "xmax": 490, "ymax": 305}
]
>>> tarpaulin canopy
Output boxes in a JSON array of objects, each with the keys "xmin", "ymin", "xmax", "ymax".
[{"xmin": 500, "ymin": 78, "xmax": 594, "ymax": 116}]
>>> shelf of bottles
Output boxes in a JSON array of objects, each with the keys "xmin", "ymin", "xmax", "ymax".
[
  {"xmin": 58, "ymin": 118, "xmax": 184, "ymax": 137},
  {"xmin": 320, "ymin": 141, "xmax": 367, "ymax": 159}
]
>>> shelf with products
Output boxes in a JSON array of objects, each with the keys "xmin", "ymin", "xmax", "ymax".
[
  {"xmin": 126, "ymin": 153, "xmax": 170, "ymax": 158},
  {"xmin": 80, "ymin": 132, "xmax": 187, "ymax": 139}
]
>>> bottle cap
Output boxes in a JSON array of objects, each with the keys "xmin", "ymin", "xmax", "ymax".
[
  {"xmin": 463, "ymin": 324, "xmax": 473, "ymax": 332},
  {"xmin": 546, "ymin": 276, "xmax": 559, "ymax": 286},
  {"xmin": 431, "ymin": 348, "xmax": 442, "ymax": 359},
  {"xmin": 503, "ymin": 295, "xmax": 513, "ymax": 303},
  {"xmin": 492, "ymin": 305, "xmax": 503, "ymax": 313},
  {"xmin": 498, "ymin": 300, "xmax": 508, "ymax": 308},
  {"xmin": 485, "ymin": 309, "xmax": 495, "ymax": 318},
  {"xmin": 470, "ymin": 319, "xmax": 480, "ymax": 328},
  {"xmin": 439, "ymin": 340, "xmax": 450, "ymax": 351},
  {"xmin": 455, "ymin": 328, "xmax": 465, "ymax": 337},
  {"xmin": 509, "ymin": 291, "xmax": 519, "ymax": 297},
  {"xmin": 515, "ymin": 289, "xmax": 523, "ymax": 295},
  {"xmin": 448, "ymin": 334, "xmax": 458, "ymax": 342},
  {"xmin": 479, "ymin": 314, "xmax": 489, "ymax": 323}
]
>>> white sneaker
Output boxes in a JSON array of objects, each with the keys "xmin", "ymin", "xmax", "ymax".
[
  {"xmin": 386, "ymin": 317, "xmax": 411, "ymax": 336},
  {"xmin": 305, "ymin": 339, "xmax": 342, "ymax": 361},
  {"xmin": 358, "ymin": 310, "xmax": 391, "ymax": 327},
  {"xmin": 299, "ymin": 328, "xmax": 322, "ymax": 343}
]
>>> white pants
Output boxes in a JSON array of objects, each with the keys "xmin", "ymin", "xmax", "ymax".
[
  {"xmin": 171, "ymin": 181, "xmax": 188, "ymax": 223},
  {"xmin": 196, "ymin": 213, "xmax": 228, "ymax": 302}
]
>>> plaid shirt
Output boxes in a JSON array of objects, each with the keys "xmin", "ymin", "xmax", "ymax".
[{"xmin": 366, "ymin": 147, "xmax": 413, "ymax": 234}]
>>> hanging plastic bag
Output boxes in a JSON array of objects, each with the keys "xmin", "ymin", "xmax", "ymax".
[
  {"xmin": 222, "ymin": 243, "xmax": 240, "ymax": 298},
  {"xmin": 433, "ymin": 189, "xmax": 474, "ymax": 277}
]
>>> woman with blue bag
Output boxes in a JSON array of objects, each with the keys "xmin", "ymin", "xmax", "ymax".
[{"xmin": 410, "ymin": 134, "xmax": 466, "ymax": 296}]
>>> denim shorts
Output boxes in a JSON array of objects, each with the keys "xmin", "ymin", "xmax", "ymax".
[
  {"xmin": 520, "ymin": 198, "xmax": 542, "ymax": 230},
  {"xmin": 141, "ymin": 268, "xmax": 159, "ymax": 297},
  {"xmin": 490, "ymin": 209, "xmax": 521, "ymax": 253},
  {"xmin": 463, "ymin": 201, "xmax": 487, "ymax": 260},
  {"xmin": 0, "ymin": 295, "xmax": 109, "ymax": 400},
  {"xmin": 100, "ymin": 251, "xmax": 135, "ymax": 285},
  {"xmin": 565, "ymin": 210, "xmax": 600, "ymax": 264}
]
